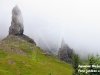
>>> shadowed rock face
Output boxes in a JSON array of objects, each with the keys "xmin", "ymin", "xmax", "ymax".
[{"xmin": 9, "ymin": 6, "xmax": 24, "ymax": 35}]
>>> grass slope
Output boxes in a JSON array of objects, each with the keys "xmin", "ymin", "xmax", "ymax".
[{"xmin": 0, "ymin": 35, "xmax": 73, "ymax": 75}]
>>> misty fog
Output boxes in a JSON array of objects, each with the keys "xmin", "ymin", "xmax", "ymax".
[{"xmin": 0, "ymin": 0, "xmax": 100, "ymax": 57}]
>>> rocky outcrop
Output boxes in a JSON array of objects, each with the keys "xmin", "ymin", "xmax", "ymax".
[
  {"xmin": 18, "ymin": 34, "xmax": 36, "ymax": 44},
  {"xmin": 58, "ymin": 40, "xmax": 73, "ymax": 63},
  {"xmin": 9, "ymin": 6, "xmax": 24, "ymax": 35},
  {"xmin": 8, "ymin": 6, "xmax": 36, "ymax": 44}
]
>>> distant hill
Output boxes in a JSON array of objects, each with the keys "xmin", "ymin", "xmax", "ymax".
[{"xmin": 0, "ymin": 35, "xmax": 73, "ymax": 75}]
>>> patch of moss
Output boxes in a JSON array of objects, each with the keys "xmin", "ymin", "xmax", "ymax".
[{"xmin": 0, "ymin": 49, "xmax": 7, "ymax": 58}]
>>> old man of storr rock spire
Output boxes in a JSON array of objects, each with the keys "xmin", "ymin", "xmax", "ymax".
[
  {"xmin": 9, "ymin": 5, "xmax": 24, "ymax": 35},
  {"xmin": 8, "ymin": 6, "xmax": 36, "ymax": 44}
]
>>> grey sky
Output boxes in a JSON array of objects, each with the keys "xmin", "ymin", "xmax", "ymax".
[{"xmin": 0, "ymin": 0, "xmax": 100, "ymax": 57}]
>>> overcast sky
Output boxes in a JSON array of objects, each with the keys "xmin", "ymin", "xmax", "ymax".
[{"xmin": 0, "ymin": 0, "xmax": 100, "ymax": 57}]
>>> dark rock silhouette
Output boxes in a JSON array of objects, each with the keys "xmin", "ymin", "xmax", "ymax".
[
  {"xmin": 8, "ymin": 6, "xmax": 36, "ymax": 44},
  {"xmin": 58, "ymin": 40, "xmax": 73, "ymax": 63}
]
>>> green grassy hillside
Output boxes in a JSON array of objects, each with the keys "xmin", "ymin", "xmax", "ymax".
[{"xmin": 0, "ymin": 35, "xmax": 73, "ymax": 75}]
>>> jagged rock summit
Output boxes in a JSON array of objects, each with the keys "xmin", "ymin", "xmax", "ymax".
[
  {"xmin": 58, "ymin": 40, "xmax": 73, "ymax": 63},
  {"xmin": 8, "ymin": 6, "xmax": 36, "ymax": 44}
]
